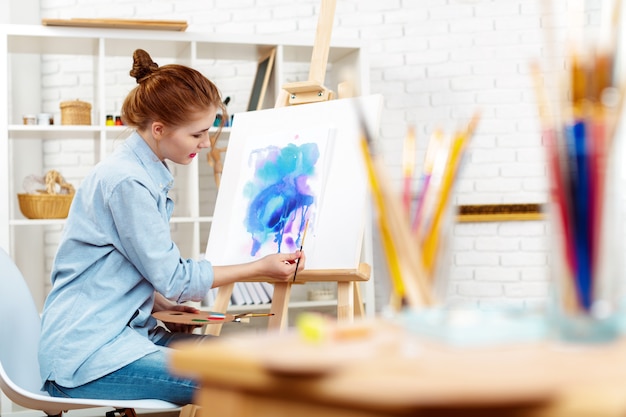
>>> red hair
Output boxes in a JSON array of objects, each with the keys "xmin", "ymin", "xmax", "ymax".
[{"xmin": 121, "ymin": 49, "xmax": 226, "ymax": 133}]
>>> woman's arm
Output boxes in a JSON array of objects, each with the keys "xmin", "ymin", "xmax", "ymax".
[
  {"xmin": 153, "ymin": 292, "xmax": 178, "ymax": 313},
  {"xmin": 153, "ymin": 292, "xmax": 201, "ymax": 333},
  {"xmin": 151, "ymin": 251, "xmax": 304, "ymax": 333},
  {"xmin": 211, "ymin": 251, "xmax": 305, "ymax": 288}
]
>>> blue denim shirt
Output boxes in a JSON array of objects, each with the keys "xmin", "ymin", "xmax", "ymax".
[{"xmin": 38, "ymin": 131, "xmax": 213, "ymax": 388}]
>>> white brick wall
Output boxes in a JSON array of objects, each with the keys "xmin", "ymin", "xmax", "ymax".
[{"xmin": 12, "ymin": 0, "xmax": 618, "ymax": 311}]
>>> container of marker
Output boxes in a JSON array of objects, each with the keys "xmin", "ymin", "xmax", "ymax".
[{"xmin": 546, "ymin": 113, "xmax": 623, "ymax": 344}]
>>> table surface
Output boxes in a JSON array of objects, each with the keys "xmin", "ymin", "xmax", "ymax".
[{"xmin": 169, "ymin": 318, "xmax": 626, "ymax": 416}]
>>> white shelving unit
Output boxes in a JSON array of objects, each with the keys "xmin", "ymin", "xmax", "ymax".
[{"xmin": 0, "ymin": 23, "xmax": 372, "ymax": 314}]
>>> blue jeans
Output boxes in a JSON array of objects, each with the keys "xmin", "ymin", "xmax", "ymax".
[{"xmin": 45, "ymin": 332, "xmax": 213, "ymax": 405}]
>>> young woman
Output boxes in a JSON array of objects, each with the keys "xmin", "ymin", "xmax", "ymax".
[{"xmin": 38, "ymin": 49, "xmax": 304, "ymax": 405}]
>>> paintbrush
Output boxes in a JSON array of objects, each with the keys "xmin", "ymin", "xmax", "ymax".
[
  {"xmin": 402, "ymin": 125, "xmax": 416, "ymax": 216},
  {"xmin": 292, "ymin": 219, "xmax": 309, "ymax": 282},
  {"xmin": 354, "ymin": 103, "xmax": 433, "ymax": 308},
  {"xmin": 420, "ymin": 114, "xmax": 480, "ymax": 279},
  {"xmin": 412, "ymin": 129, "xmax": 443, "ymax": 233}
]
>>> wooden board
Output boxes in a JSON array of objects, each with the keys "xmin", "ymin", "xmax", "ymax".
[
  {"xmin": 41, "ymin": 18, "xmax": 188, "ymax": 31},
  {"xmin": 247, "ymin": 48, "xmax": 276, "ymax": 111},
  {"xmin": 457, "ymin": 203, "xmax": 545, "ymax": 222}
]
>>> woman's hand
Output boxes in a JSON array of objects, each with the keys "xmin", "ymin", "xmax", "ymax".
[
  {"xmin": 211, "ymin": 251, "xmax": 306, "ymax": 287},
  {"xmin": 161, "ymin": 303, "xmax": 203, "ymax": 334},
  {"xmin": 255, "ymin": 251, "xmax": 306, "ymax": 281},
  {"xmin": 153, "ymin": 292, "xmax": 203, "ymax": 334},
  {"xmin": 163, "ymin": 304, "xmax": 202, "ymax": 333}
]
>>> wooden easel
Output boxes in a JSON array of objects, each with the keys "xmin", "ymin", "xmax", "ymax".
[
  {"xmin": 275, "ymin": 0, "xmax": 336, "ymax": 107},
  {"xmin": 205, "ymin": 0, "xmax": 371, "ymax": 335}
]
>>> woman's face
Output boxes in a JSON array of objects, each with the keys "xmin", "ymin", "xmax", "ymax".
[{"xmin": 152, "ymin": 107, "xmax": 217, "ymax": 165}]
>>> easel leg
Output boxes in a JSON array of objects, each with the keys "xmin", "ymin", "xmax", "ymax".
[
  {"xmin": 337, "ymin": 282, "xmax": 354, "ymax": 322},
  {"xmin": 307, "ymin": 0, "xmax": 337, "ymax": 84},
  {"xmin": 337, "ymin": 80, "xmax": 355, "ymax": 99},
  {"xmin": 353, "ymin": 281, "xmax": 365, "ymax": 318},
  {"xmin": 268, "ymin": 282, "xmax": 291, "ymax": 331},
  {"xmin": 203, "ymin": 283, "xmax": 234, "ymax": 336},
  {"xmin": 274, "ymin": 89, "xmax": 290, "ymax": 108}
]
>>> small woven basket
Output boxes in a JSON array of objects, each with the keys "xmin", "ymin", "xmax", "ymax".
[
  {"xmin": 18, "ymin": 170, "xmax": 75, "ymax": 219},
  {"xmin": 60, "ymin": 99, "xmax": 92, "ymax": 125},
  {"xmin": 17, "ymin": 193, "xmax": 74, "ymax": 219}
]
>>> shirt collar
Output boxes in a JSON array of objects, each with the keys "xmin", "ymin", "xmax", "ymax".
[{"xmin": 126, "ymin": 131, "xmax": 174, "ymax": 193}]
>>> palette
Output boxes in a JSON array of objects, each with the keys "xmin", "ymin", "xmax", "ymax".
[
  {"xmin": 153, "ymin": 310, "xmax": 273, "ymax": 325},
  {"xmin": 153, "ymin": 310, "xmax": 231, "ymax": 324}
]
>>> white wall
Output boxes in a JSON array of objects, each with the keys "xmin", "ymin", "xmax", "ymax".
[
  {"xmin": 10, "ymin": 0, "xmax": 620, "ymax": 312},
  {"xmin": 33, "ymin": 0, "xmax": 581, "ymax": 201}
]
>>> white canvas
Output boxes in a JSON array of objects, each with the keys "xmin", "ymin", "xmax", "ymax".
[{"xmin": 206, "ymin": 94, "xmax": 383, "ymax": 270}]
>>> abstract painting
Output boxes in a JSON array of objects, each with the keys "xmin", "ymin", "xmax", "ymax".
[{"xmin": 221, "ymin": 127, "xmax": 331, "ymax": 263}]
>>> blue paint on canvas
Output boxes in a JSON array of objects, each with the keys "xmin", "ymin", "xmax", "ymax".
[{"xmin": 243, "ymin": 142, "xmax": 319, "ymax": 256}]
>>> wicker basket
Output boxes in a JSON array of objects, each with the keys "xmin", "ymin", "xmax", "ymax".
[
  {"xmin": 17, "ymin": 193, "xmax": 74, "ymax": 219},
  {"xmin": 60, "ymin": 99, "xmax": 92, "ymax": 125}
]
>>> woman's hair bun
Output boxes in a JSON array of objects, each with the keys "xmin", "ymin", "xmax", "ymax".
[{"xmin": 130, "ymin": 49, "xmax": 159, "ymax": 84}]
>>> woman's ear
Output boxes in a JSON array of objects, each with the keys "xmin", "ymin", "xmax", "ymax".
[{"xmin": 151, "ymin": 121, "xmax": 165, "ymax": 141}]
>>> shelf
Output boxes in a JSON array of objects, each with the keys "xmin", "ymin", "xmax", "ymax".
[
  {"xmin": 0, "ymin": 22, "xmax": 369, "ymax": 319},
  {"xmin": 9, "ymin": 218, "xmax": 67, "ymax": 227},
  {"xmin": 8, "ymin": 125, "xmax": 230, "ymax": 140},
  {"xmin": 8, "ymin": 125, "xmax": 101, "ymax": 139},
  {"xmin": 6, "ymin": 24, "xmax": 362, "ymax": 61},
  {"xmin": 10, "ymin": 216, "xmax": 214, "ymax": 226}
]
